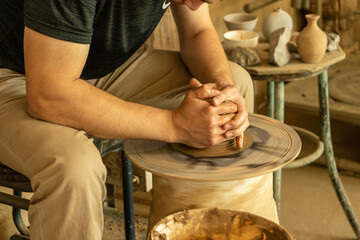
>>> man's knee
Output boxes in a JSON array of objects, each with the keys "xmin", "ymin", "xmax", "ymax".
[
  {"xmin": 229, "ymin": 61, "xmax": 254, "ymax": 113},
  {"xmin": 31, "ymin": 135, "xmax": 107, "ymax": 194},
  {"xmin": 27, "ymin": 135, "xmax": 106, "ymax": 240},
  {"xmin": 58, "ymin": 140, "xmax": 106, "ymax": 187}
]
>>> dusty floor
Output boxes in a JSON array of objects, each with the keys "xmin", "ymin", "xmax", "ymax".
[
  {"xmin": 281, "ymin": 166, "xmax": 360, "ymax": 240},
  {"xmin": 1, "ymin": 164, "xmax": 358, "ymax": 240}
]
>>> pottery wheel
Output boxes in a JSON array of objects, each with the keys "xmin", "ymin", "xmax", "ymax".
[
  {"xmin": 124, "ymin": 113, "xmax": 301, "ymax": 181},
  {"xmin": 329, "ymin": 70, "xmax": 360, "ymax": 106}
]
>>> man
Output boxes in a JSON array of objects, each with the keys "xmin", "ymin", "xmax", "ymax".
[{"xmin": 0, "ymin": 0, "xmax": 277, "ymax": 239}]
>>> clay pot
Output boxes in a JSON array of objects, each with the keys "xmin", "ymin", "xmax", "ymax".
[
  {"xmin": 262, "ymin": 7, "xmax": 293, "ymax": 40},
  {"xmin": 297, "ymin": 14, "xmax": 327, "ymax": 63}
]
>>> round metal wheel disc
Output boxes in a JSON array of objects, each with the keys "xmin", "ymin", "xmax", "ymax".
[{"xmin": 124, "ymin": 113, "xmax": 301, "ymax": 181}]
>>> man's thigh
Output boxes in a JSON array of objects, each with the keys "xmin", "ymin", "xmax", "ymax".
[
  {"xmin": 0, "ymin": 69, "xmax": 102, "ymax": 179},
  {"xmin": 91, "ymin": 50, "xmax": 191, "ymax": 109},
  {"xmin": 92, "ymin": 49, "xmax": 254, "ymax": 111}
]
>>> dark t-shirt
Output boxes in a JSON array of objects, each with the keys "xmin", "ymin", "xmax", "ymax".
[{"xmin": 0, "ymin": 0, "xmax": 168, "ymax": 79}]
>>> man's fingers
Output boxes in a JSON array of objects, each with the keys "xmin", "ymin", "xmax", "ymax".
[
  {"xmin": 189, "ymin": 78, "xmax": 202, "ymax": 89},
  {"xmin": 211, "ymin": 83, "xmax": 233, "ymax": 106},
  {"xmin": 192, "ymin": 88, "xmax": 220, "ymax": 100},
  {"xmin": 236, "ymin": 133, "xmax": 244, "ymax": 149},
  {"xmin": 189, "ymin": 79, "xmax": 220, "ymax": 100},
  {"xmin": 211, "ymin": 84, "xmax": 242, "ymax": 108},
  {"xmin": 217, "ymin": 113, "xmax": 236, "ymax": 126},
  {"xmin": 223, "ymin": 116, "xmax": 249, "ymax": 140},
  {"xmin": 216, "ymin": 101, "xmax": 237, "ymax": 115},
  {"xmin": 223, "ymin": 110, "xmax": 248, "ymax": 131}
]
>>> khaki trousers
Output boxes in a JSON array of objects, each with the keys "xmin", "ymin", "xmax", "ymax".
[{"xmin": 0, "ymin": 49, "xmax": 275, "ymax": 240}]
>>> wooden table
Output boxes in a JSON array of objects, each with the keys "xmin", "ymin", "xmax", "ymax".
[{"xmin": 244, "ymin": 43, "xmax": 360, "ymax": 239}]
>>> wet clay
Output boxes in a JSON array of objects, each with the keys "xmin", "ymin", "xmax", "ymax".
[
  {"xmin": 170, "ymin": 131, "xmax": 253, "ymax": 158},
  {"xmin": 148, "ymin": 208, "xmax": 292, "ymax": 240}
]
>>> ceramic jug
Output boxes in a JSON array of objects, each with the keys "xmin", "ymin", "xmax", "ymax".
[
  {"xmin": 297, "ymin": 14, "xmax": 327, "ymax": 63},
  {"xmin": 262, "ymin": 7, "xmax": 293, "ymax": 40}
]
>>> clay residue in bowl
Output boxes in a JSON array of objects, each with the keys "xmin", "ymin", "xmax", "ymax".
[{"xmin": 149, "ymin": 208, "xmax": 292, "ymax": 240}]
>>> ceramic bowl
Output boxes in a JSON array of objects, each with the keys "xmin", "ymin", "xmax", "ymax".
[
  {"xmin": 223, "ymin": 30, "xmax": 259, "ymax": 50},
  {"xmin": 224, "ymin": 13, "xmax": 258, "ymax": 31},
  {"xmin": 148, "ymin": 208, "xmax": 293, "ymax": 240}
]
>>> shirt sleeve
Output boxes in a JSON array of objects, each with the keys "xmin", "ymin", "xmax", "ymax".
[{"xmin": 24, "ymin": 0, "xmax": 97, "ymax": 44}]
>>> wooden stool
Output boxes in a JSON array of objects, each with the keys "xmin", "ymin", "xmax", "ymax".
[
  {"xmin": 245, "ymin": 43, "xmax": 360, "ymax": 239},
  {"xmin": 0, "ymin": 138, "xmax": 136, "ymax": 240}
]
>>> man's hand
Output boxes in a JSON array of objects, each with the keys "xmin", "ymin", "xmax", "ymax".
[
  {"xmin": 171, "ymin": 78, "xmax": 238, "ymax": 148},
  {"xmin": 190, "ymin": 78, "xmax": 249, "ymax": 149},
  {"xmin": 214, "ymin": 80, "xmax": 249, "ymax": 149},
  {"xmin": 171, "ymin": 3, "xmax": 250, "ymax": 148}
]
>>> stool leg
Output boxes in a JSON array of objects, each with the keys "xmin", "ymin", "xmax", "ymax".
[
  {"xmin": 9, "ymin": 235, "xmax": 30, "ymax": 240},
  {"xmin": 105, "ymin": 183, "xmax": 116, "ymax": 208},
  {"xmin": 272, "ymin": 81, "xmax": 285, "ymax": 217},
  {"xmin": 318, "ymin": 70, "xmax": 360, "ymax": 239},
  {"xmin": 121, "ymin": 151, "xmax": 135, "ymax": 240},
  {"xmin": 12, "ymin": 191, "xmax": 29, "ymax": 237}
]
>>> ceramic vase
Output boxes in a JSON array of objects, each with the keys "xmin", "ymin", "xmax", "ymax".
[
  {"xmin": 297, "ymin": 14, "xmax": 327, "ymax": 63},
  {"xmin": 262, "ymin": 7, "xmax": 293, "ymax": 40}
]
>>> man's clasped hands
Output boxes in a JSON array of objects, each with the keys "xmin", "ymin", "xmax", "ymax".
[{"xmin": 172, "ymin": 78, "xmax": 249, "ymax": 149}]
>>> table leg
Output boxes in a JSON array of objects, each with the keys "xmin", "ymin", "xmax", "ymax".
[
  {"xmin": 273, "ymin": 81, "xmax": 285, "ymax": 217},
  {"xmin": 267, "ymin": 81, "xmax": 275, "ymax": 118},
  {"xmin": 121, "ymin": 151, "xmax": 136, "ymax": 240},
  {"xmin": 267, "ymin": 81, "xmax": 280, "ymax": 214},
  {"xmin": 318, "ymin": 71, "xmax": 360, "ymax": 239},
  {"xmin": 274, "ymin": 82, "xmax": 284, "ymax": 122}
]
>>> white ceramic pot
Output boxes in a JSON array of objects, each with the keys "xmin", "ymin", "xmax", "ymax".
[
  {"xmin": 224, "ymin": 13, "xmax": 258, "ymax": 31},
  {"xmin": 262, "ymin": 7, "xmax": 293, "ymax": 40},
  {"xmin": 223, "ymin": 30, "xmax": 259, "ymax": 51}
]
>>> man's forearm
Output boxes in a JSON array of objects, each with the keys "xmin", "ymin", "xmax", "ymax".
[
  {"xmin": 28, "ymin": 78, "xmax": 176, "ymax": 142},
  {"xmin": 180, "ymin": 27, "xmax": 233, "ymax": 85}
]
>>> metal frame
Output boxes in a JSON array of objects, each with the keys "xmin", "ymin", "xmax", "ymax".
[
  {"xmin": 12, "ymin": 191, "xmax": 30, "ymax": 237},
  {"xmin": 284, "ymin": 126, "xmax": 324, "ymax": 169},
  {"xmin": 121, "ymin": 151, "xmax": 136, "ymax": 240},
  {"xmin": 0, "ymin": 191, "xmax": 30, "ymax": 239},
  {"xmin": 267, "ymin": 70, "xmax": 360, "ymax": 238},
  {"xmin": 318, "ymin": 71, "xmax": 359, "ymax": 238},
  {"xmin": 9, "ymin": 235, "xmax": 29, "ymax": 240}
]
